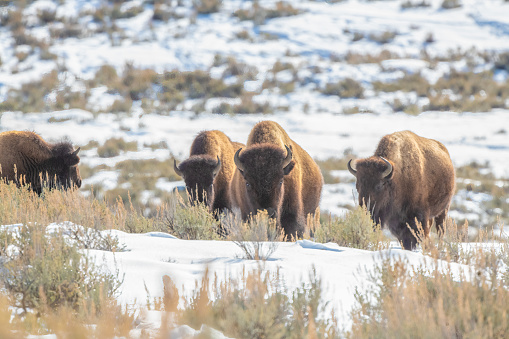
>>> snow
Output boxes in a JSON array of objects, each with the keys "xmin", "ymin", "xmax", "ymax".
[{"xmin": 83, "ymin": 227, "xmax": 470, "ymax": 333}]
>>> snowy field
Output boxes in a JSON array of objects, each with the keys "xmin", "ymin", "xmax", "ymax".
[
  {"xmin": 87, "ymin": 227, "xmax": 471, "ymax": 335},
  {"xmin": 1, "ymin": 0, "xmax": 509, "ymax": 335}
]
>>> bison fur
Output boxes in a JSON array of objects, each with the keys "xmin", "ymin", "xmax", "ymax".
[
  {"xmin": 230, "ymin": 121, "xmax": 323, "ymax": 239},
  {"xmin": 348, "ymin": 130, "xmax": 455, "ymax": 250},
  {"xmin": 174, "ymin": 130, "xmax": 244, "ymax": 214},
  {"xmin": 0, "ymin": 131, "xmax": 82, "ymax": 194}
]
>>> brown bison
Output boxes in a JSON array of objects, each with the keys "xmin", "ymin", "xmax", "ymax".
[
  {"xmin": 348, "ymin": 130, "xmax": 455, "ymax": 250},
  {"xmin": 174, "ymin": 130, "xmax": 245, "ymax": 214},
  {"xmin": 230, "ymin": 121, "xmax": 323, "ymax": 239},
  {"xmin": 0, "ymin": 131, "xmax": 82, "ymax": 194}
]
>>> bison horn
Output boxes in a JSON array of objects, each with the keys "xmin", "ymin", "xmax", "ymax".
[
  {"xmin": 282, "ymin": 145, "xmax": 293, "ymax": 169},
  {"xmin": 213, "ymin": 156, "xmax": 221, "ymax": 176},
  {"xmin": 347, "ymin": 159, "xmax": 357, "ymax": 176},
  {"xmin": 174, "ymin": 159, "xmax": 183, "ymax": 177},
  {"xmin": 72, "ymin": 147, "xmax": 80, "ymax": 156},
  {"xmin": 234, "ymin": 148, "xmax": 245, "ymax": 172},
  {"xmin": 380, "ymin": 157, "xmax": 393, "ymax": 179}
]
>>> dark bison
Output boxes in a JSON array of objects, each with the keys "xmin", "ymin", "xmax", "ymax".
[
  {"xmin": 348, "ymin": 130, "xmax": 455, "ymax": 250},
  {"xmin": 230, "ymin": 121, "xmax": 323, "ymax": 239},
  {"xmin": 174, "ymin": 130, "xmax": 245, "ymax": 214},
  {"xmin": 0, "ymin": 131, "xmax": 82, "ymax": 194}
]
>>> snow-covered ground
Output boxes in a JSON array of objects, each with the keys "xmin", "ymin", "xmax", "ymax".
[{"xmin": 87, "ymin": 228, "xmax": 471, "ymax": 335}]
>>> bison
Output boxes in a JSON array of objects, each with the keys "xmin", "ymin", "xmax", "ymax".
[
  {"xmin": 174, "ymin": 130, "xmax": 245, "ymax": 214},
  {"xmin": 348, "ymin": 130, "xmax": 455, "ymax": 250},
  {"xmin": 0, "ymin": 131, "xmax": 82, "ymax": 194},
  {"xmin": 230, "ymin": 121, "xmax": 323, "ymax": 239}
]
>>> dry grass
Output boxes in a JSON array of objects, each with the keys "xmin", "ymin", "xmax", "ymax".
[
  {"xmin": 322, "ymin": 78, "xmax": 364, "ymax": 99},
  {"xmin": 316, "ymin": 155, "xmax": 355, "ymax": 184},
  {"xmin": 234, "ymin": 1, "xmax": 302, "ymax": 25},
  {"xmin": 223, "ymin": 210, "xmax": 284, "ymax": 260},
  {"xmin": 373, "ymin": 72, "xmax": 430, "ymax": 96},
  {"xmin": 348, "ymin": 234, "xmax": 509, "ymax": 338},
  {"xmin": 314, "ymin": 206, "xmax": 390, "ymax": 251},
  {"xmin": 174, "ymin": 266, "xmax": 340, "ymax": 338},
  {"xmin": 96, "ymin": 137, "xmax": 138, "ymax": 158}
]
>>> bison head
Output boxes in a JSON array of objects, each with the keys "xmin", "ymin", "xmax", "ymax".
[
  {"xmin": 234, "ymin": 144, "xmax": 295, "ymax": 219},
  {"xmin": 348, "ymin": 156, "xmax": 393, "ymax": 222},
  {"xmin": 42, "ymin": 147, "xmax": 82, "ymax": 190},
  {"xmin": 174, "ymin": 155, "xmax": 221, "ymax": 209}
]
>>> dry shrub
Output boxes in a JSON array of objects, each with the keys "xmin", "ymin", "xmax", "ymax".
[
  {"xmin": 322, "ymin": 78, "xmax": 364, "ymax": 99},
  {"xmin": 343, "ymin": 50, "xmax": 396, "ymax": 64},
  {"xmin": 401, "ymin": 0, "xmax": 430, "ymax": 8},
  {"xmin": 373, "ymin": 72, "xmax": 430, "ymax": 96},
  {"xmin": 425, "ymin": 70, "xmax": 509, "ymax": 112},
  {"xmin": 0, "ymin": 68, "xmax": 90, "ymax": 113},
  {"xmin": 222, "ymin": 56, "xmax": 258, "ymax": 80},
  {"xmin": 223, "ymin": 210, "xmax": 284, "ymax": 260},
  {"xmin": 314, "ymin": 206, "xmax": 390, "ymax": 251},
  {"xmin": 441, "ymin": 0, "xmax": 462, "ymax": 9},
  {"xmin": 162, "ymin": 192, "xmax": 220, "ymax": 240},
  {"xmin": 0, "ymin": 70, "xmax": 58, "ymax": 112},
  {"xmin": 388, "ymin": 98, "xmax": 421, "ymax": 115},
  {"xmin": 1, "ymin": 224, "xmax": 120, "ymax": 313},
  {"xmin": 0, "ymin": 181, "xmax": 122, "ymax": 231},
  {"xmin": 215, "ymin": 94, "xmax": 273, "ymax": 114},
  {"xmin": 233, "ymin": 1, "xmax": 301, "ymax": 24},
  {"xmin": 175, "ymin": 266, "xmax": 340, "ymax": 338},
  {"xmin": 348, "ymin": 242, "xmax": 509, "ymax": 338},
  {"xmin": 152, "ymin": 4, "xmax": 184, "ymax": 21},
  {"xmin": 316, "ymin": 154, "xmax": 356, "ymax": 185},
  {"xmin": 159, "ymin": 69, "xmax": 243, "ymax": 101},
  {"xmin": 193, "ymin": 0, "xmax": 222, "ymax": 14},
  {"xmin": 368, "ymin": 30, "xmax": 397, "ymax": 44},
  {"xmin": 97, "ymin": 137, "xmax": 138, "ymax": 158}
]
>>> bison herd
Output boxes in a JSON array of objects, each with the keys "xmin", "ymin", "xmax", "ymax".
[{"xmin": 0, "ymin": 122, "xmax": 456, "ymax": 250}]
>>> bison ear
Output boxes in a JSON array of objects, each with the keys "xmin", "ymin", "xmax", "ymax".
[{"xmin": 283, "ymin": 160, "xmax": 295, "ymax": 175}]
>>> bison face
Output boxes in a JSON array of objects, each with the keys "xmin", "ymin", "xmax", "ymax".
[
  {"xmin": 234, "ymin": 144, "xmax": 295, "ymax": 219},
  {"xmin": 348, "ymin": 156, "xmax": 393, "ymax": 223},
  {"xmin": 42, "ymin": 147, "xmax": 81, "ymax": 190},
  {"xmin": 56, "ymin": 148, "xmax": 81, "ymax": 189},
  {"xmin": 174, "ymin": 156, "xmax": 221, "ymax": 210}
]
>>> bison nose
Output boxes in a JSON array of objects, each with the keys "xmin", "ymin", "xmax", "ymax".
[{"xmin": 266, "ymin": 208, "xmax": 276, "ymax": 218}]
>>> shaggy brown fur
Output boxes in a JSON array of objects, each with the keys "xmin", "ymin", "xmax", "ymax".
[
  {"xmin": 230, "ymin": 121, "xmax": 323, "ymax": 239},
  {"xmin": 348, "ymin": 130, "xmax": 456, "ymax": 250},
  {"xmin": 174, "ymin": 130, "xmax": 245, "ymax": 214},
  {"xmin": 0, "ymin": 131, "xmax": 82, "ymax": 194}
]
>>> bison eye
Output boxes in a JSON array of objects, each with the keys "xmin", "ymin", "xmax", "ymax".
[{"xmin": 279, "ymin": 180, "xmax": 283, "ymax": 186}]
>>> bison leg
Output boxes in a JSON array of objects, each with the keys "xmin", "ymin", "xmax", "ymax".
[
  {"xmin": 396, "ymin": 214, "xmax": 429, "ymax": 250},
  {"xmin": 280, "ymin": 212, "xmax": 305, "ymax": 240},
  {"xmin": 434, "ymin": 210, "xmax": 448, "ymax": 236}
]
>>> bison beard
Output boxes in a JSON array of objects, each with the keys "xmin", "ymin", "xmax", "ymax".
[{"xmin": 348, "ymin": 130, "xmax": 455, "ymax": 250}]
